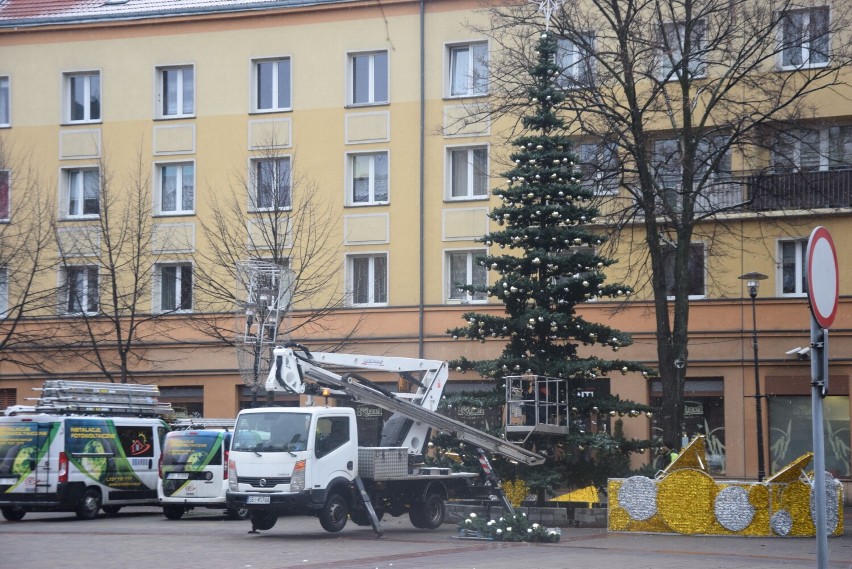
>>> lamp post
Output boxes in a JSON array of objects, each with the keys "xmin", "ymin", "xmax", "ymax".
[{"xmin": 739, "ymin": 271, "xmax": 769, "ymax": 481}]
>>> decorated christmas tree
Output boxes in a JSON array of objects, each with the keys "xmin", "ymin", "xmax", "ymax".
[{"xmin": 447, "ymin": 31, "xmax": 652, "ymax": 491}]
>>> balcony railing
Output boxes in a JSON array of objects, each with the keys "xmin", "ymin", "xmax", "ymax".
[{"xmin": 746, "ymin": 169, "xmax": 852, "ymax": 211}]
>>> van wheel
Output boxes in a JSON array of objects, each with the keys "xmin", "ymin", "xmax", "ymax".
[
  {"xmin": 409, "ymin": 493, "xmax": 444, "ymax": 529},
  {"xmin": 249, "ymin": 510, "xmax": 278, "ymax": 531},
  {"xmin": 226, "ymin": 507, "xmax": 249, "ymax": 520},
  {"xmin": 102, "ymin": 506, "xmax": 121, "ymax": 515},
  {"xmin": 76, "ymin": 489, "xmax": 102, "ymax": 520},
  {"xmin": 319, "ymin": 493, "xmax": 349, "ymax": 532},
  {"xmin": 1, "ymin": 506, "xmax": 26, "ymax": 521},
  {"xmin": 163, "ymin": 505, "xmax": 185, "ymax": 520}
]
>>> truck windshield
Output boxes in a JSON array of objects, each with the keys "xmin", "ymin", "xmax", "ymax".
[{"xmin": 233, "ymin": 412, "xmax": 311, "ymax": 453}]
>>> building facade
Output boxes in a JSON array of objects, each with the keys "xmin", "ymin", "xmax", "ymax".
[{"xmin": 1, "ymin": 0, "xmax": 851, "ymax": 482}]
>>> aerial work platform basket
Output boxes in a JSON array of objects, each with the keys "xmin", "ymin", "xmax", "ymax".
[{"xmin": 505, "ymin": 375, "xmax": 570, "ymax": 440}]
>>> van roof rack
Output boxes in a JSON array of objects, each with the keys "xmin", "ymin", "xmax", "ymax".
[
  {"xmin": 170, "ymin": 418, "xmax": 235, "ymax": 430},
  {"xmin": 29, "ymin": 380, "xmax": 173, "ymax": 418}
]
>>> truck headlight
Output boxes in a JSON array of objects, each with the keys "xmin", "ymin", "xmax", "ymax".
[{"xmin": 290, "ymin": 460, "xmax": 306, "ymax": 492}]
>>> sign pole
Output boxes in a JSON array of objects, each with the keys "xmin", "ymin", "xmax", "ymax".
[
  {"xmin": 810, "ymin": 317, "xmax": 828, "ymax": 569},
  {"xmin": 805, "ymin": 226, "xmax": 838, "ymax": 569}
]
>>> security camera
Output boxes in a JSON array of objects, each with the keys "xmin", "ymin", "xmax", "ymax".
[
  {"xmin": 797, "ymin": 347, "xmax": 811, "ymax": 357},
  {"xmin": 785, "ymin": 347, "xmax": 803, "ymax": 355}
]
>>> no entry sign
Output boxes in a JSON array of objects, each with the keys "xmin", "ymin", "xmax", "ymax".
[{"xmin": 806, "ymin": 226, "xmax": 839, "ymax": 329}]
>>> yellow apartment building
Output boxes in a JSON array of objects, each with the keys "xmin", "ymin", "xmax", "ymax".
[{"xmin": 0, "ymin": 0, "xmax": 851, "ymax": 483}]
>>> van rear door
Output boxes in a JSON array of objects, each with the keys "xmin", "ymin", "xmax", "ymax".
[{"xmin": 161, "ymin": 431, "xmax": 226, "ymax": 499}]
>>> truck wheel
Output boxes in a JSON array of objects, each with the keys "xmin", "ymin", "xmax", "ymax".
[
  {"xmin": 1, "ymin": 506, "xmax": 26, "ymax": 521},
  {"xmin": 163, "ymin": 505, "xmax": 185, "ymax": 520},
  {"xmin": 226, "ymin": 507, "xmax": 250, "ymax": 520},
  {"xmin": 76, "ymin": 488, "xmax": 102, "ymax": 520},
  {"xmin": 249, "ymin": 510, "xmax": 278, "ymax": 531},
  {"xmin": 409, "ymin": 493, "xmax": 445, "ymax": 529},
  {"xmin": 319, "ymin": 493, "xmax": 349, "ymax": 532},
  {"xmin": 102, "ymin": 506, "xmax": 122, "ymax": 515}
]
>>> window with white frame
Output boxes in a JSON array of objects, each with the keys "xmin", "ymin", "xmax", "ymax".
[
  {"xmin": 658, "ymin": 20, "xmax": 706, "ymax": 80},
  {"xmin": 349, "ymin": 51, "xmax": 388, "ymax": 106},
  {"xmin": 0, "ymin": 170, "xmax": 8, "ymax": 221},
  {"xmin": 447, "ymin": 146, "xmax": 488, "ymax": 200},
  {"xmin": 156, "ymin": 65, "xmax": 194, "ymax": 118},
  {"xmin": 64, "ymin": 72, "xmax": 101, "ymax": 123},
  {"xmin": 576, "ymin": 142, "xmax": 619, "ymax": 194},
  {"xmin": 253, "ymin": 58, "xmax": 291, "ymax": 112},
  {"xmin": 772, "ymin": 126, "xmax": 852, "ymax": 172},
  {"xmin": 157, "ymin": 162, "xmax": 194, "ymax": 214},
  {"xmin": 779, "ymin": 239, "xmax": 808, "ymax": 296},
  {"xmin": 652, "ymin": 136, "xmax": 731, "ymax": 209},
  {"xmin": 157, "ymin": 263, "xmax": 193, "ymax": 312},
  {"xmin": 64, "ymin": 168, "xmax": 99, "ymax": 218},
  {"xmin": 448, "ymin": 42, "xmax": 488, "ymax": 97},
  {"xmin": 0, "ymin": 266, "xmax": 7, "ymax": 317},
  {"xmin": 662, "ymin": 243, "xmax": 705, "ymax": 297},
  {"xmin": 556, "ymin": 35, "xmax": 594, "ymax": 88},
  {"xmin": 446, "ymin": 250, "xmax": 487, "ymax": 303},
  {"xmin": 253, "ymin": 157, "xmax": 292, "ymax": 210},
  {"xmin": 0, "ymin": 76, "xmax": 9, "ymax": 127},
  {"xmin": 348, "ymin": 152, "xmax": 388, "ymax": 205},
  {"xmin": 63, "ymin": 266, "xmax": 99, "ymax": 315},
  {"xmin": 348, "ymin": 254, "xmax": 387, "ymax": 305},
  {"xmin": 780, "ymin": 7, "xmax": 830, "ymax": 69}
]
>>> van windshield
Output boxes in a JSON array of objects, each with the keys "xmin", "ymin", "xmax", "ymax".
[
  {"xmin": 162, "ymin": 431, "xmax": 224, "ymax": 470},
  {"xmin": 233, "ymin": 412, "xmax": 311, "ymax": 453}
]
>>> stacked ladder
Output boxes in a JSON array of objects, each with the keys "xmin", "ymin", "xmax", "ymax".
[{"xmin": 31, "ymin": 380, "xmax": 173, "ymax": 418}]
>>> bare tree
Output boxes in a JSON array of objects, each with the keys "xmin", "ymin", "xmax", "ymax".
[
  {"xmin": 191, "ymin": 133, "xmax": 356, "ymax": 403},
  {"xmin": 0, "ymin": 136, "xmax": 60, "ymax": 371},
  {"xmin": 469, "ymin": 0, "xmax": 852, "ymax": 447},
  {"xmin": 47, "ymin": 138, "xmax": 187, "ymax": 383}
]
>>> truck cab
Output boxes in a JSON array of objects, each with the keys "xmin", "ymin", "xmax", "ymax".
[{"xmin": 227, "ymin": 407, "xmax": 358, "ymax": 531}]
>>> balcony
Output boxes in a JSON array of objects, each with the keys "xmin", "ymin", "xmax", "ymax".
[{"xmin": 746, "ymin": 169, "xmax": 852, "ymax": 211}]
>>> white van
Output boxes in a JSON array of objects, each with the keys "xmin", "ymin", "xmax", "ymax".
[
  {"xmin": 158, "ymin": 428, "xmax": 247, "ymax": 520},
  {"xmin": 0, "ymin": 414, "xmax": 169, "ymax": 521}
]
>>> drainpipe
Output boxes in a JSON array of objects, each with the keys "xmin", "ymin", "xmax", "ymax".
[{"xmin": 418, "ymin": 0, "xmax": 426, "ymax": 358}]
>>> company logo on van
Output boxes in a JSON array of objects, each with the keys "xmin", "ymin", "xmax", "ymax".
[
  {"xmin": 361, "ymin": 358, "xmax": 384, "ymax": 367},
  {"xmin": 259, "ymin": 478, "xmax": 267, "ymax": 487}
]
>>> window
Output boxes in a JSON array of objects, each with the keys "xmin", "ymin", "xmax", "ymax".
[
  {"xmin": 64, "ymin": 168, "xmax": 99, "ymax": 218},
  {"xmin": 662, "ymin": 243, "xmax": 705, "ymax": 297},
  {"xmin": 348, "ymin": 152, "xmax": 388, "ymax": 205},
  {"xmin": 576, "ymin": 143, "xmax": 619, "ymax": 194},
  {"xmin": 778, "ymin": 239, "xmax": 808, "ymax": 296},
  {"xmin": 63, "ymin": 266, "xmax": 99, "ymax": 314},
  {"xmin": 780, "ymin": 7, "xmax": 829, "ymax": 69},
  {"xmin": 157, "ymin": 263, "xmax": 192, "ymax": 312},
  {"xmin": 156, "ymin": 162, "xmax": 194, "ymax": 215},
  {"xmin": 770, "ymin": 396, "xmax": 849, "ymax": 477},
  {"xmin": 349, "ymin": 51, "xmax": 388, "ymax": 105},
  {"xmin": 315, "ymin": 416, "xmax": 350, "ymax": 458},
  {"xmin": 0, "ymin": 266, "xmax": 7, "ymax": 317},
  {"xmin": 64, "ymin": 72, "xmax": 100, "ymax": 123},
  {"xmin": 348, "ymin": 254, "xmax": 387, "ymax": 305},
  {"xmin": 0, "ymin": 76, "xmax": 9, "ymax": 126},
  {"xmin": 447, "ymin": 146, "xmax": 488, "ymax": 199},
  {"xmin": 253, "ymin": 58, "xmax": 291, "ymax": 112},
  {"xmin": 252, "ymin": 157, "xmax": 292, "ymax": 210},
  {"xmin": 556, "ymin": 35, "xmax": 594, "ymax": 88},
  {"xmin": 653, "ymin": 137, "xmax": 731, "ymax": 210},
  {"xmin": 773, "ymin": 126, "xmax": 852, "ymax": 172},
  {"xmin": 157, "ymin": 65, "xmax": 194, "ymax": 118},
  {"xmin": 446, "ymin": 250, "xmax": 487, "ymax": 303},
  {"xmin": 658, "ymin": 21, "xmax": 706, "ymax": 79},
  {"xmin": 0, "ymin": 170, "xmax": 8, "ymax": 221},
  {"xmin": 448, "ymin": 42, "xmax": 488, "ymax": 97}
]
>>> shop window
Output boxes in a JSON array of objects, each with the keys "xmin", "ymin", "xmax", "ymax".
[{"xmin": 769, "ymin": 395, "xmax": 850, "ymax": 477}]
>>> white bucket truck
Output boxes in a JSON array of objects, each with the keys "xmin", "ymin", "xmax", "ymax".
[{"xmin": 226, "ymin": 344, "xmax": 544, "ymax": 534}]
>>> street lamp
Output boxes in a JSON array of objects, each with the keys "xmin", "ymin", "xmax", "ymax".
[{"xmin": 739, "ymin": 271, "xmax": 769, "ymax": 481}]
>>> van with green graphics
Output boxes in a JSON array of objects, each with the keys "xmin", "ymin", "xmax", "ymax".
[
  {"xmin": 0, "ymin": 414, "xmax": 169, "ymax": 521},
  {"xmin": 158, "ymin": 427, "xmax": 247, "ymax": 520}
]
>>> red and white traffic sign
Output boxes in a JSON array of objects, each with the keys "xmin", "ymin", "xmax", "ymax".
[{"xmin": 806, "ymin": 226, "xmax": 839, "ymax": 329}]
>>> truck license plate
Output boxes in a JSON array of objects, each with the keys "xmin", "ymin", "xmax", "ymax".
[
  {"xmin": 247, "ymin": 495, "xmax": 271, "ymax": 504},
  {"xmin": 0, "ymin": 477, "xmax": 17, "ymax": 485},
  {"xmin": 167, "ymin": 472, "xmax": 190, "ymax": 480}
]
